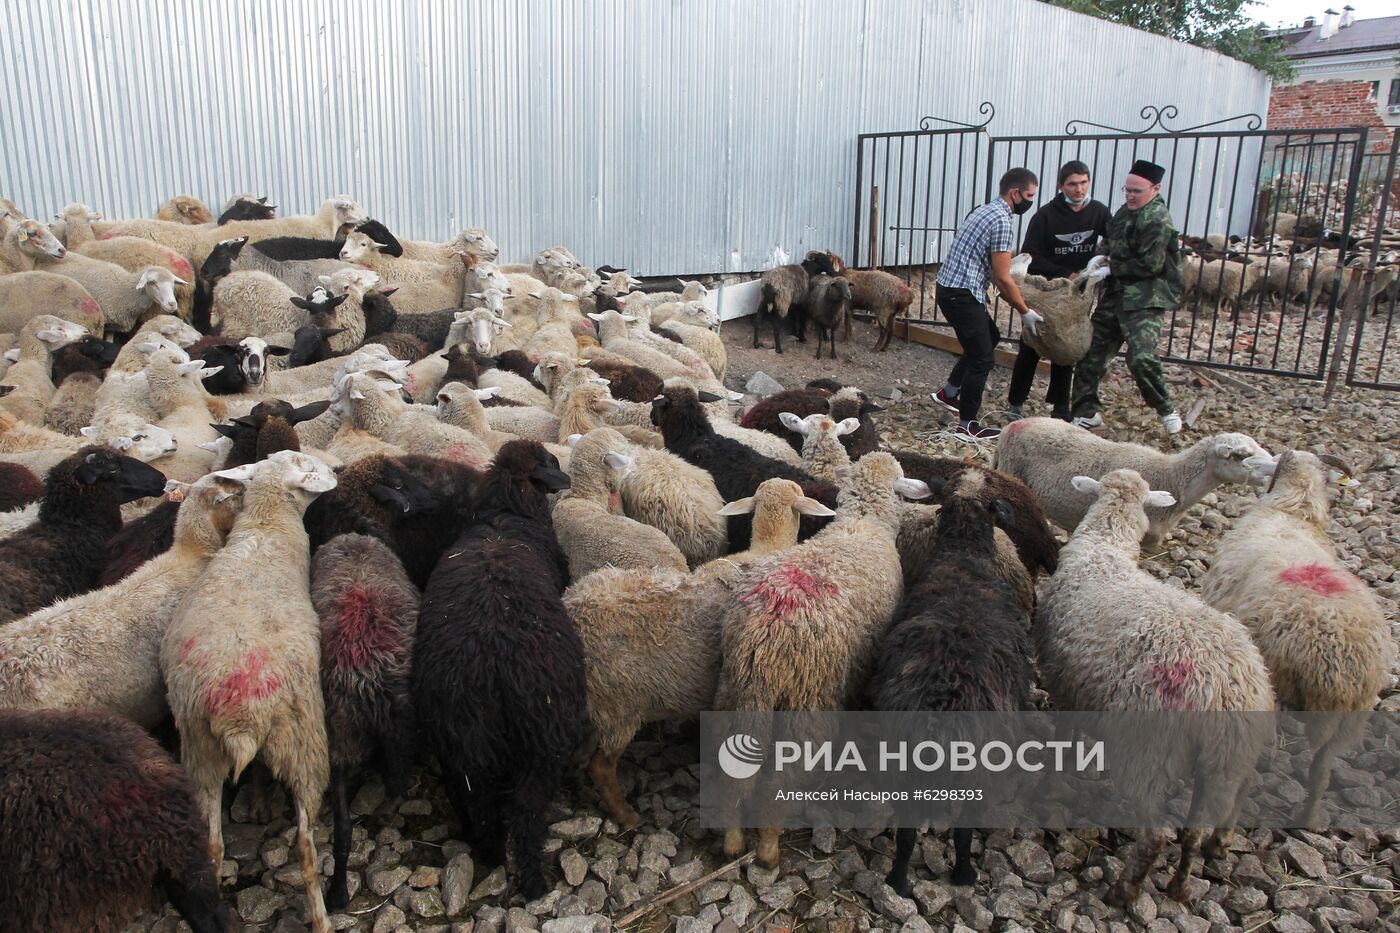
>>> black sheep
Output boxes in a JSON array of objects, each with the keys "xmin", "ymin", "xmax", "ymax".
[
  {"xmin": 190, "ymin": 336, "xmax": 291, "ymax": 394},
  {"xmin": 0, "ymin": 447, "xmax": 166, "ymax": 624},
  {"xmin": 288, "ymin": 291, "xmax": 412, "ymax": 366},
  {"xmin": 411, "ymin": 441, "xmax": 584, "ymax": 899},
  {"xmin": 493, "ymin": 349, "xmax": 550, "ymax": 392},
  {"xmin": 96, "ymin": 497, "xmax": 181, "ymax": 587},
  {"xmin": 192, "ymin": 236, "xmax": 248, "ymax": 333},
  {"xmin": 216, "ymin": 195, "xmax": 276, "ymax": 224},
  {"xmin": 891, "ymin": 450, "xmax": 1059, "ymax": 576},
  {"xmin": 578, "ymin": 357, "xmax": 663, "ymax": 403},
  {"xmin": 436, "ymin": 346, "xmax": 523, "ymax": 407},
  {"xmin": 0, "ymin": 462, "xmax": 44, "ymax": 512},
  {"xmin": 869, "ymin": 478, "xmax": 1034, "ymax": 895},
  {"xmin": 250, "ymin": 218, "xmax": 404, "ymax": 259},
  {"xmin": 50, "ymin": 335, "xmax": 119, "ymax": 383},
  {"xmin": 741, "ymin": 382, "xmax": 882, "ymax": 458},
  {"xmin": 311, "ymin": 533, "xmax": 419, "ymax": 910},
  {"xmin": 0, "ymin": 708, "xmax": 228, "ymax": 932},
  {"xmin": 303, "ymin": 454, "xmax": 478, "ymax": 589},
  {"xmin": 650, "ymin": 380, "xmax": 836, "ymax": 550},
  {"xmin": 211, "ymin": 398, "xmax": 329, "ymax": 468},
  {"xmin": 387, "ymin": 304, "xmax": 462, "ymax": 349}
]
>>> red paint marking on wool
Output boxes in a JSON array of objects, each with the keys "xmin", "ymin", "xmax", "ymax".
[
  {"xmin": 1279, "ymin": 563, "xmax": 1353, "ymax": 596},
  {"xmin": 99, "ymin": 229, "xmax": 123, "ymax": 240},
  {"xmin": 202, "ymin": 647, "xmax": 281, "ymax": 717},
  {"xmin": 742, "ymin": 561, "xmax": 840, "ymax": 620},
  {"xmin": 607, "ymin": 491, "xmax": 622, "ymax": 514},
  {"xmin": 442, "ymin": 444, "xmax": 486, "ymax": 469},
  {"xmin": 80, "ymin": 297, "xmax": 101, "ymax": 320},
  {"xmin": 1149, "ymin": 660, "xmax": 1195, "ymax": 708},
  {"xmin": 165, "ymin": 253, "xmax": 195, "ymax": 278},
  {"xmin": 324, "ymin": 585, "xmax": 403, "ymax": 671},
  {"xmin": 1004, "ymin": 419, "xmax": 1028, "ymax": 436},
  {"xmin": 179, "ymin": 636, "xmax": 197, "ymax": 661}
]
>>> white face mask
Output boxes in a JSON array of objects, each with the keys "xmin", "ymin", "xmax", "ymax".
[{"xmin": 1063, "ymin": 193, "xmax": 1088, "ymax": 207}]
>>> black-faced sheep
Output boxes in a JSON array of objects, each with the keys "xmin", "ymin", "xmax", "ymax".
[
  {"xmin": 818, "ymin": 251, "xmax": 915, "ymax": 352},
  {"xmin": 217, "ymin": 196, "xmax": 276, "ymax": 224},
  {"xmin": 311, "ymin": 533, "xmax": 419, "ymax": 910},
  {"xmin": 0, "ymin": 708, "xmax": 228, "ymax": 933},
  {"xmin": 412, "ymin": 441, "xmax": 585, "ymax": 899},
  {"xmin": 870, "ymin": 471, "xmax": 1034, "ymax": 895},
  {"xmin": 0, "ymin": 446, "xmax": 166, "ymax": 624},
  {"xmin": 805, "ymin": 273, "xmax": 853, "ymax": 359},
  {"xmin": 192, "ymin": 236, "xmax": 248, "ymax": 333},
  {"xmin": 650, "ymin": 379, "xmax": 836, "ymax": 551}
]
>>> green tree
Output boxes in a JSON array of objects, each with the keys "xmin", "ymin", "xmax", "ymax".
[{"xmin": 1045, "ymin": 0, "xmax": 1296, "ymax": 82}]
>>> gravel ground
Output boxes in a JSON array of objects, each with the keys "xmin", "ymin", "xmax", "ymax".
[{"xmin": 128, "ymin": 316, "xmax": 1399, "ymax": 933}]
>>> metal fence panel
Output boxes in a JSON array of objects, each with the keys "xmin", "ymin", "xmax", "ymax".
[{"xmin": 0, "ymin": 0, "xmax": 1268, "ymax": 275}]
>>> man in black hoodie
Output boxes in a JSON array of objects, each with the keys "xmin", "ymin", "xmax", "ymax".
[{"xmin": 1006, "ymin": 161, "xmax": 1110, "ymax": 421}]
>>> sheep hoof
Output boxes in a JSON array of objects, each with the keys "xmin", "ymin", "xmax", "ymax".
[
  {"xmin": 950, "ymin": 862, "xmax": 977, "ymax": 887},
  {"xmin": 722, "ymin": 827, "xmax": 746, "ymax": 860},
  {"xmin": 884, "ymin": 870, "xmax": 913, "ymax": 899},
  {"xmin": 324, "ymin": 880, "xmax": 350, "ymax": 912},
  {"xmin": 615, "ymin": 807, "xmax": 641, "ymax": 831},
  {"xmin": 756, "ymin": 835, "xmax": 780, "ymax": 868},
  {"xmin": 1104, "ymin": 880, "xmax": 1138, "ymax": 909},
  {"xmin": 1165, "ymin": 875, "xmax": 1193, "ymax": 903}
]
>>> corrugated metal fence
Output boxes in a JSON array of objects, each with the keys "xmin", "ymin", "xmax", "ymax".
[{"xmin": 0, "ymin": 0, "xmax": 1269, "ymax": 275}]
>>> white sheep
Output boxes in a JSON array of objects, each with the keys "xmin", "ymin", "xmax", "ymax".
[
  {"xmin": 0, "ymin": 271, "xmax": 105, "ymax": 335},
  {"xmin": 0, "ymin": 218, "xmax": 67, "ymax": 273},
  {"xmin": 0, "ymin": 317, "xmax": 89, "ymax": 424},
  {"xmin": 398, "ymin": 226, "xmax": 499, "ymax": 265},
  {"xmin": 779, "ymin": 411, "xmax": 858, "ymax": 482},
  {"xmin": 331, "ymin": 369, "xmax": 493, "ymax": 471},
  {"xmin": 1035, "ymin": 468, "xmax": 1274, "ymax": 905},
  {"xmin": 1200, "ymin": 450, "xmax": 1394, "ymax": 825},
  {"xmin": 146, "ymin": 350, "xmax": 227, "ymax": 483},
  {"xmin": 161, "ymin": 450, "xmax": 338, "ymax": 933},
  {"xmin": 994, "ymin": 417, "xmax": 1269, "ymax": 549},
  {"xmin": 36, "ymin": 248, "xmax": 184, "ymax": 336}
]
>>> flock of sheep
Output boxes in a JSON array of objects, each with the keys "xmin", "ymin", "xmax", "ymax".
[{"xmin": 0, "ymin": 192, "xmax": 1393, "ymax": 933}]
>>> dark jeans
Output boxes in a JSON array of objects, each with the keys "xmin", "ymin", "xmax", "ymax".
[
  {"xmin": 936, "ymin": 285, "xmax": 1000, "ymax": 423},
  {"xmin": 1008, "ymin": 343, "xmax": 1072, "ymax": 412}
]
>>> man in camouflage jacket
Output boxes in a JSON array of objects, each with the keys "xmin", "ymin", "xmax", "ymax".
[{"xmin": 1070, "ymin": 159, "xmax": 1186, "ymax": 435}]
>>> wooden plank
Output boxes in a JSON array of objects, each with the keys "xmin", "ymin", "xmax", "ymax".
[{"xmin": 892, "ymin": 320, "xmax": 1047, "ymax": 374}]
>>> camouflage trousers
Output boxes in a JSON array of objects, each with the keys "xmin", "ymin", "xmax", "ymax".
[{"xmin": 1070, "ymin": 301, "xmax": 1174, "ymax": 418}]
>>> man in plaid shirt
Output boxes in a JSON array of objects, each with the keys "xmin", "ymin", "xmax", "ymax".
[{"xmin": 932, "ymin": 168, "xmax": 1043, "ymax": 439}]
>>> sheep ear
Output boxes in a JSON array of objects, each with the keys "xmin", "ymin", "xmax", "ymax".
[
  {"xmin": 176, "ymin": 360, "xmax": 206, "ymax": 374},
  {"xmin": 4, "ymin": 348, "xmax": 20, "ymax": 362},
  {"xmin": 350, "ymin": 389, "xmax": 366, "ymax": 400},
  {"xmin": 620, "ymin": 314, "xmax": 637, "ymax": 323},
  {"xmin": 79, "ymin": 425, "xmax": 99, "ymax": 438},
  {"xmin": 893, "ymin": 477, "xmax": 931, "ymax": 499},
  {"xmin": 835, "ymin": 417, "xmax": 861, "ymax": 436},
  {"xmin": 778, "ymin": 412, "xmax": 807, "ymax": 434},
  {"xmin": 717, "ymin": 497, "xmax": 756, "ymax": 516},
  {"xmin": 697, "ymin": 391, "xmax": 723, "ymax": 403},
  {"xmin": 1145, "ymin": 490, "xmax": 1177, "ymax": 508},
  {"xmin": 565, "ymin": 433, "xmax": 584, "ymax": 448},
  {"xmin": 859, "ymin": 401, "xmax": 884, "ymax": 414},
  {"xmin": 136, "ymin": 270, "xmax": 159, "ymax": 289},
  {"xmin": 989, "ymin": 497, "xmax": 1017, "ymax": 531},
  {"xmin": 474, "ymin": 386, "xmax": 502, "ymax": 400},
  {"xmin": 36, "ymin": 328, "xmax": 69, "ymax": 344},
  {"xmin": 1070, "ymin": 475, "xmax": 1101, "ymax": 495},
  {"xmin": 794, "ymin": 496, "xmax": 836, "ymax": 517},
  {"xmin": 604, "ymin": 451, "xmax": 634, "ymax": 474},
  {"xmin": 213, "ymin": 464, "xmax": 257, "ymax": 485},
  {"xmin": 197, "ymin": 365, "xmax": 224, "ymax": 379},
  {"xmin": 587, "ymin": 312, "xmax": 605, "ymax": 321},
  {"xmin": 163, "ymin": 479, "xmax": 191, "ymax": 497},
  {"xmin": 172, "ymin": 275, "xmax": 188, "ymax": 286},
  {"xmin": 110, "ymin": 435, "xmax": 134, "ymax": 450},
  {"xmin": 290, "ymin": 400, "xmax": 331, "ymax": 423},
  {"xmin": 136, "ymin": 341, "xmax": 160, "ymax": 353}
]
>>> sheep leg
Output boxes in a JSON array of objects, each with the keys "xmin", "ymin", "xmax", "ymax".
[
  {"xmin": 381, "ymin": 691, "xmax": 416, "ymax": 800},
  {"xmin": 197, "ymin": 784, "xmax": 226, "ymax": 883},
  {"xmin": 772, "ymin": 313, "xmax": 784, "ymax": 354},
  {"xmin": 814, "ymin": 327, "xmax": 826, "ymax": 359},
  {"xmin": 756, "ymin": 826, "xmax": 781, "ymax": 868},
  {"xmin": 1106, "ymin": 827, "xmax": 1166, "ymax": 907},
  {"xmin": 161, "ymin": 869, "xmax": 228, "ymax": 933},
  {"xmin": 722, "ymin": 826, "xmax": 747, "ymax": 859},
  {"xmin": 950, "ymin": 828, "xmax": 977, "ymax": 885},
  {"xmin": 752, "ymin": 309, "xmax": 764, "ymax": 349},
  {"xmin": 587, "ymin": 750, "xmax": 641, "ymax": 829},
  {"xmin": 325, "ymin": 765, "xmax": 352, "ymax": 911},
  {"xmin": 295, "ymin": 795, "xmax": 333, "ymax": 933},
  {"xmin": 884, "ymin": 827, "xmax": 917, "ymax": 897},
  {"xmin": 510, "ymin": 774, "xmax": 553, "ymax": 901}
]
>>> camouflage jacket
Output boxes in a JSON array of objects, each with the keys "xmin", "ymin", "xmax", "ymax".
[{"xmin": 1097, "ymin": 196, "xmax": 1183, "ymax": 311}]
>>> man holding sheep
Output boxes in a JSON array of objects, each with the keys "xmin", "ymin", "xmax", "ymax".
[
  {"xmin": 931, "ymin": 168, "xmax": 1044, "ymax": 440},
  {"xmin": 1070, "ymin": 159, "xmax": 1186, "ymax": 435}
]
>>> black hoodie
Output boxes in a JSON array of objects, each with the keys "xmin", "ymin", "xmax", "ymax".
[{"xmin": 1023, "ymin": 196, "xmax": 1111, "ymax": 278}]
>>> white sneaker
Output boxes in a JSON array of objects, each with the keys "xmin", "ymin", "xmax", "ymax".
[
  {"xmin": 1072, "ymin": 413, "xmax": 1103, "ymax": 430},
  {"xmin": 1161, "ymin": 410, "xmax": 1183, "ymax": 435}
]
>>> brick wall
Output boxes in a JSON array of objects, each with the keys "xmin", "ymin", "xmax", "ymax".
[{"xmin": 1268, "ymin": 79, "xmax": 1394, "ymax": 151}]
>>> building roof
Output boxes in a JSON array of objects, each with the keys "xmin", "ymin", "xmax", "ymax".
[{"xmin": 1277, "ymin": 14, "xmax": 1400, "ymax": 60}]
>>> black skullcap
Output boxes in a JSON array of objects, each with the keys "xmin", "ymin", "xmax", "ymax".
[{"xmin": 1128, "ymin": 160, "xmax": 1165, "ymax": 185}]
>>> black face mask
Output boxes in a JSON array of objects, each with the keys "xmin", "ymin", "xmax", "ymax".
[{"xmin": 1012, "ymin": 192, "xmax": 1035, "ymax": 215}]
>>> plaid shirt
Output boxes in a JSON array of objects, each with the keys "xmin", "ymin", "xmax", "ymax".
[{"xmin": 936, "ymin": 198, "xmax": 1014, "ymax": 304}]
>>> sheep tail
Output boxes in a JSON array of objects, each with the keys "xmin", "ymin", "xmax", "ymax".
[{"xmin": 224, "ymin": 731, "xmax": 260, "ymax": 782}]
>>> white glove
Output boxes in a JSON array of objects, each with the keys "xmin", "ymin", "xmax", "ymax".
[
  {"xmin": 1021, "ymin": 309, "xmax": 1044, "ymax": 338},
  {"xmin": 1084, "ymin": 255, "xmax": 1111, "ymax": 277}
]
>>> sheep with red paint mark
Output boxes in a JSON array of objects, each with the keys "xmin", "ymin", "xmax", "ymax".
[
  {"xmin": 1035, "ymin": 468, "xmax": 1275, "ymax": 907},
  {"xmin": 872, "ymin": 468, "xmax": 1036, "ymax": 896},
  {"xmin": 310, "ymin": 533, "xmax": 420, "ymax": 910},
  {"xmin": 412, "ymin": 441, "xmax": 585, "ymax": 900},
  {"xmin": 0, "ymin": 708, "xmax": 228, "ymax": 933},
  {"xmin": 715, "ymin": 451, "xmax": 930, "ymax": 867},
  {"xmin": 1201, "ymin": 450, "xmax": 1393, "ymax": 825},
  {"xmin": 0, "ymin": 472, "xmax": 245, "ymax": 727},
  {"xmin": 161, "ymin": 451, "xmax": 339, "ymax": 933}
]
